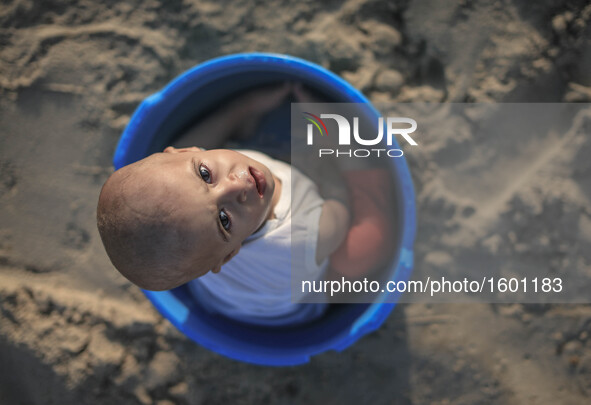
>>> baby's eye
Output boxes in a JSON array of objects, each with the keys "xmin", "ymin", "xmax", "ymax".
[
  {"xmin": 199, "ymin": 165, "xmax": 211, "ymax": 183},
  {"xmin": 219, "ymin": 210, "xmax": 231, "ymax": 231}
]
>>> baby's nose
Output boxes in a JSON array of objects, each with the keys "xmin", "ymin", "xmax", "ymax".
[{"xmin": 226, "ymin": 171, "xmax": 250, "ymax": 202}]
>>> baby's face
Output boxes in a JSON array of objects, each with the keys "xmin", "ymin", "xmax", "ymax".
[{"xmin": 136, "ymin": 147, "xmax": 277, "ymax": 277}]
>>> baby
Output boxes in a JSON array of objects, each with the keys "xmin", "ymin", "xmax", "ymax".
[{"xmin": 97, "ymin": 83, "xmax": 393, "ymax": 325}]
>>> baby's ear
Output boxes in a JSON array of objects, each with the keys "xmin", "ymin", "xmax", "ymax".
[{"xmin": 163, "ymin": 146, "xmax": 202, "ymax": 154}]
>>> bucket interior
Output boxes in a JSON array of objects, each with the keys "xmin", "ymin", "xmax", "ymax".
[{"xmin": 117, "ymin": 54, "xmax": 412, "ymax": 365}]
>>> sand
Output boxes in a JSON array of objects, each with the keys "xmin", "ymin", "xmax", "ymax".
[{"xmin": 1, "ymin": 0, "xmax": 591, "ymax": 403}]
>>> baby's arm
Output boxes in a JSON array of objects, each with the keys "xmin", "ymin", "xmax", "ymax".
[
  {"xmin": 315, "ymin": 199, "xmax": 350, "ymax": 265},
  {"xmin": 329, "ymin": 169, "xmax": 395, "ymax": 278},
  {"xmin": 293, "ymin": 84, "xmax": 394, "ymax": 277},
  {"xmin": 173, "ymin": 83, "xmax": 291, "ymax": 149}
]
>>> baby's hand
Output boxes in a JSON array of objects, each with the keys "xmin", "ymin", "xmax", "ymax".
[
  {"xmin": 231, "ymin": 82, "xmax": 291, "ymax": 139},
  {"xmin": 293, "ymin": 83, "xmax": 324, "ymax": 103},
  {"xmin": 176, "ymin": 83, "xmax": 291, "ymax": 149},
  {"xmin": 234, "ymin": 82, "xmax": 292, "ymax": 116}
]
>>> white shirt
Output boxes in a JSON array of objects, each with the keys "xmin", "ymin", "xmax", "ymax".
[{"xmin": 187, "ymin": 150, "xmax": 327, "ymax": 325}]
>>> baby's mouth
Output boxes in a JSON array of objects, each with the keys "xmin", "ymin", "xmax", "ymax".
[{"xmin": 249, "ymin": 167, "xmax": 266, "ymax": 198}]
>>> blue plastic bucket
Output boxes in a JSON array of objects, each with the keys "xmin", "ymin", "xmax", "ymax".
[{"xmin": 114, "ymin": 53, "xmax": 416, "ymax": 366}]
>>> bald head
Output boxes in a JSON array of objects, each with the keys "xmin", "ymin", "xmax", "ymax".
[
  {"xmin": 96, "ymin": 154, "xmax": 211, "ymax": 291},
  {"xmin": 97, "ymin": 147, "xmax": 267, "ymax": 290}
]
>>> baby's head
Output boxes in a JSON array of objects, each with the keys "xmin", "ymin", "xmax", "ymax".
[{"xmin": 97, "ymin": 147, "xmax": 277, "ymax": 291}]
